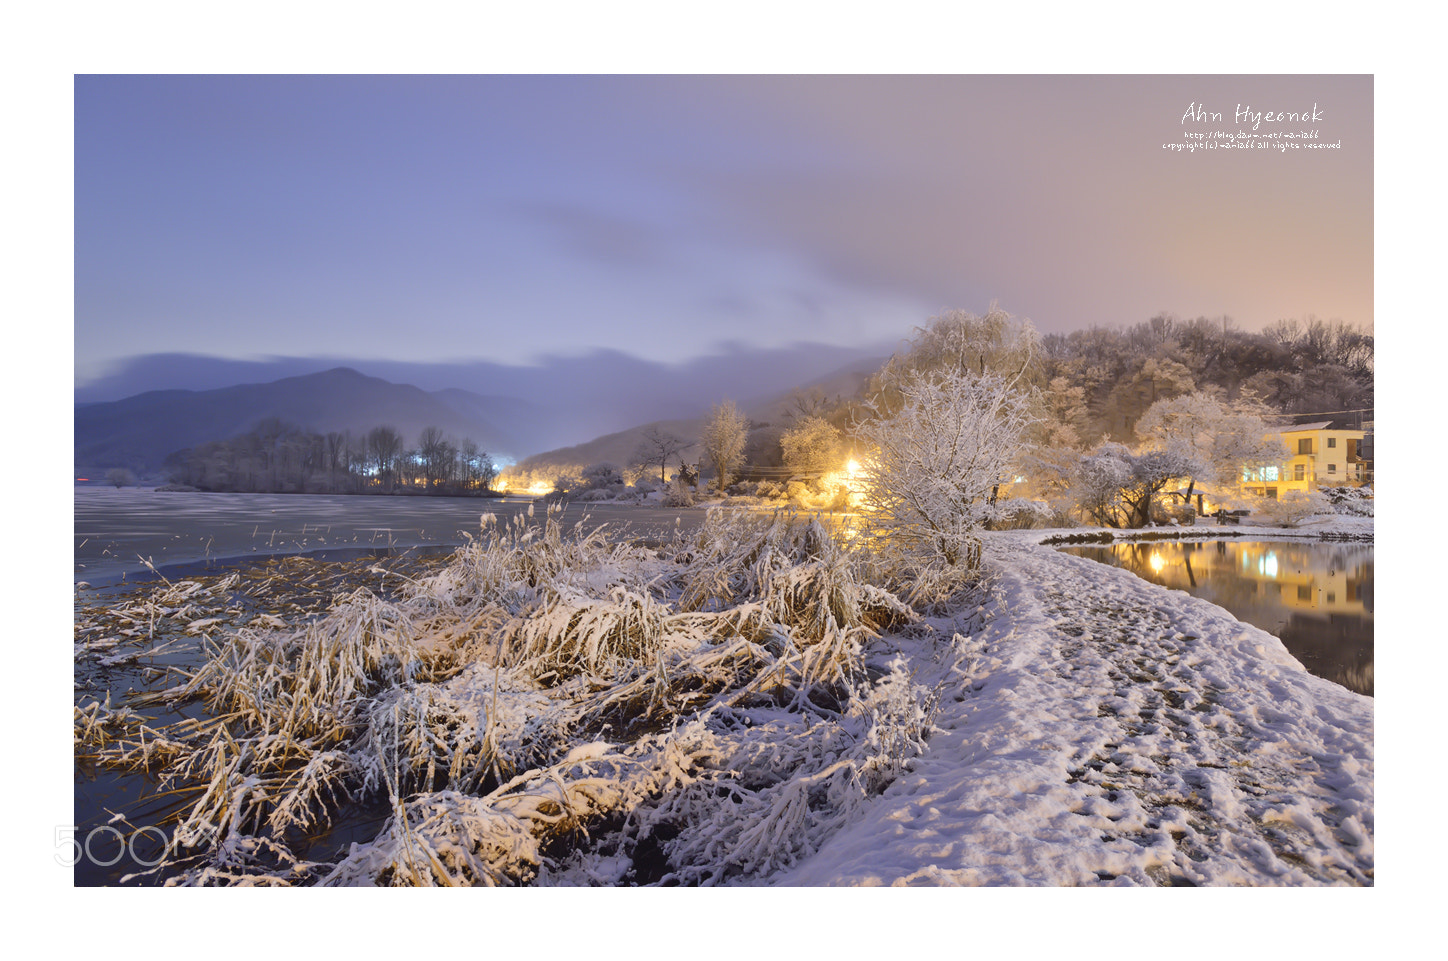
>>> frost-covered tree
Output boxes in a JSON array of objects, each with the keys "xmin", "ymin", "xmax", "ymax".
[
  {"xmin": 868, "ymin": 304, "xmax": 1040, "ymax": 419},
  {"xmin": 1135, "ymin": 391, "xmax": 1287, "ymax": 506},
  {"xmin": 581, "ymin": 462, "xmax": 624, "ymax": 490},
  {"xmin": 779, "ymin": 416, "xmax": 843, "ymax": 482},
  {"xmin": 855, "ymin": 369, "xmax": 1036, "ymax": 569},
  {"xmin": 106, "ymin": 467, "xmax": 136, "ymax": 488},
  {"xmin": 701, "ymin": 400, "xmax": 749, "ymax": 491},
  {"xmin": 1071, "ymin": 443, "xmax": 1197, "ymax": 528}
]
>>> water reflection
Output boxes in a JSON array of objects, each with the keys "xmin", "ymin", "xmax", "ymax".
[{"xmin": 1060, "ymin": 540, "xmax": 1373, "ymax": 697}]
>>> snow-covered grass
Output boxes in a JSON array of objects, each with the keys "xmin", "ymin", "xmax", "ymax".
[
  {"xmin": 76, "ymin": 504, "xmax": 949, "ymax": 885},
  {"xmin": 74, "ymin": 505, "xmax": 1372, "ymax": 886}
]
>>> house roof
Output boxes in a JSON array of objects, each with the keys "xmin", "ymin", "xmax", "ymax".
[{"xmin": 1278, "ymin": 421, "xmax": 1335, "ymax": 433}]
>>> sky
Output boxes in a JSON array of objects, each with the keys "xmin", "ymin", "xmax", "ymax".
[{"xmin": 74, "ymin": 74, "xmax": 1373, "ymax": 397}]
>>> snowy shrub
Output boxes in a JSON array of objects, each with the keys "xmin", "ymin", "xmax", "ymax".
[
  {"xmin": 983, "ymin": 497, "xmax": 1073, "ymax": 530},
  {"xmin": 754, "ymin": 480, "xmax": 785, "ymax": 501},
  {"xmin": 1320, "ymin": 486, "xmax": 1374, "ymax": 516},
  {"xmin": 661, "ymin": 482, "xmax": 697, "ymax": 508},
  {"xmin": 582, "ymin": 462, "xmax": 625, "ymax": 490},
  {"xmin": 1149, "ymin": 497, "xmax": 1196, "ymax": 527},
  {"xmin": 1246, "ymin": 489, "xmax": 1329, "ymax": 527}
]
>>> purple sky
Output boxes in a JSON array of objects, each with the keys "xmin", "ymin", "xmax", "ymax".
[{"xmin": 74, "ymin": 75, "xmax": 1372, "ymax": 390}]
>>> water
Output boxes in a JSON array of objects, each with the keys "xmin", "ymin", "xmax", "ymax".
[
  {"xmin": 1059, "ymin": 539, "xmax": 1373, "ymax": 696},
  {"xmin": 75, "ymin": 487, "xmax": 709, "ymax": 585}
]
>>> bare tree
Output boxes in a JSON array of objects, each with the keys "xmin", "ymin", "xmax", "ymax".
[
  {"xmin": 632, "ymin": 426, "xmax": 693, "ymax": 486},
  {"xmin": 417, "ymin": 426, "xmax": 453, "ymax": 490},
  {"xmin": 105, "ymin": 467, "xmax": 136, "ymax": 488},
  {"xmin": 367, "ymin": 425, "xmax": 403, "ymax": 491},
  {"xmin": 700, "ymin": 400, "xmax": 749, "ymax": 491}
]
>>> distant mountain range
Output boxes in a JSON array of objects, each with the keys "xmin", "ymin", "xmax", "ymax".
[
  {"xmin": 74, "ymin": 367, "xmax": 543, "ymax": 477},
  {"xmin": 75, "ymin": 343, "xmax": 899, "ymax": 479}
]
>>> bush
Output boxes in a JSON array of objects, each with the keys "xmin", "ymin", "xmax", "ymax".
[
  {"xmin": 1148, "ymin": 498, "xmax": 1197, "ymax": 527},
  {"xmin": 984, "ymin": 498, "xmax": 1076, "ymax": 530},
  {"xmin": 1319, "ymin": 486, "xmax": 1374, "ymax": 516},
  {"xmin": 755, "ymin": 480, "xmax": 785, "ymax": 501},
  {"xmin": 661, "ymin": 482, "xmax": 696, "ymax": 508},
  {"xmin": 1246, "ymin": 489, "xmax": 1329, "ymax": 527},
  {"xmin": 582, "ymin": 463, "xmax": 625, "ymax": 490}
]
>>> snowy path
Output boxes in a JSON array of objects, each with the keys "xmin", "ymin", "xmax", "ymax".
[{"xmin": 780, "ymin": 534, "xmax": 1374, "ymax": 886}]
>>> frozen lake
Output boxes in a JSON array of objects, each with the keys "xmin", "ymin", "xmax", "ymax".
[
  {"xmin": 74, "ymin": 487, "xmax": 708, "ymax": 585},
  {"xmin": 1060, "ymin": 539, "xmax": 1374, "ymax": 696}
]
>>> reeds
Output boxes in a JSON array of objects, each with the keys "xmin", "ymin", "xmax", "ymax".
[{"xmin": 76, "ymin": 505, "xmax": 961, "ymax": 885}]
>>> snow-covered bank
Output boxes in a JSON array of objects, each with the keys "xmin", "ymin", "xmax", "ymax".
[
  {"xmin": 73, "ymin": 508, "xmax": 1373, "ymax": 886},
  {"xmin": 778, "ymin": 531, "xmax": 1372, "ymax": 885}
]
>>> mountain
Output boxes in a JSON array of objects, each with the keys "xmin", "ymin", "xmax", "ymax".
[{"xmin": 74, "ymin": 367, "xmax": 541, "ymax": 477}]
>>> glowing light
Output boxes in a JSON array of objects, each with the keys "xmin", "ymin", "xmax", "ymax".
[
  {"xmin": 1258, "ymin": 552, "xmax": 1279, "ymax": 578},
  {"xmin": 1149, "ymin": 552, "xmax": 1166, "ymax": 573},
  {"xmin": 526, "ymin": 481, "xmax": 554, "ymax": 496},
  {"xmin": 846, "ymin": 459, "xmax": 861, "ymax": 476}
]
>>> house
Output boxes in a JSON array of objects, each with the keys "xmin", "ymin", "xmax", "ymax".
[{"xmin": 1241, "ymin": 421, "xmax": 1373, "ymax": 499}]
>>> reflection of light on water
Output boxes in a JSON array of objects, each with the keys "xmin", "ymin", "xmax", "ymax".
[
  {"xmin": 1259, "ymin": 551, "xmax": 1278, "ymax": 579},
  {"xmin": 1149, "ymin": 551, "xmax": 1166, "ymax": 573}
]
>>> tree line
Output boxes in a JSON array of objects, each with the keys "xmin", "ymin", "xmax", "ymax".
[{"xmin": 161, "ymin": 417, "xmax": 501, "ymax": 495}]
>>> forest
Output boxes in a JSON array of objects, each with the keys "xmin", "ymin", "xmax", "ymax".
[{"xmin": 161, "ymin": 420, "xmax": 501, "ymax": 496}]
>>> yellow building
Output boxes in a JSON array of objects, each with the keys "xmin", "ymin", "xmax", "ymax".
[{"xmin": 1241, "ymin": 421, "xmax": 1373, "ymax": 499}]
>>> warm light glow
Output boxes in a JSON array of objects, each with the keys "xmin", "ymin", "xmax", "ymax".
[
  {"xmin": 1259, "ymin": 551, "xmax": 1279, "ymax": 579},
  {"xmin": 846, "ymin": 459, "xmax": 861, "ymax": 476},
  {"xmin": 1149, "ymin": 552, "xmax": 1166, "ymax": 573}
]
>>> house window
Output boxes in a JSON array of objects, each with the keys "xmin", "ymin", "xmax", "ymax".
[
  {"xmin": 1327, "ymin": 437, "xmax": 1337, "ymax": 448},
  {"xmin": 1297, "ymin": 438, "xmax": 1313, "ymax": 455},
  {"xmin": 1328, "ymin": 463, "xmax": 1337, "ymax": 474},
  {"xmin": 1294, "ymin": 464, "xmax": 1305, "ymax": 481},
  {"xmin": 1266, "ymin": 486, "xmax": 1278, "ymax": 499},
  {"xmin": 1297, "ymin": 584, "xmax": 1312, "ymax": 600}
]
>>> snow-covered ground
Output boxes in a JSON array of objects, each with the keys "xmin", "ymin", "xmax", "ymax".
[
  {"xmin": 778, "ymin": 524, "xmax": 1373, "ymax": 885},
  {"xmin": 71, "ymin": 509, "xmax": 1374, "ymax": 890}
]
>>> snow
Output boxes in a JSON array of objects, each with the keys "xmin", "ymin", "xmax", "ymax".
[
  {"xmin": 775, "ymin": 526, "xmax": 1373, "ymax": 886},
  {"xmin": 74, "ymin": 506, "xmax": 1375, "ymax": 889}
]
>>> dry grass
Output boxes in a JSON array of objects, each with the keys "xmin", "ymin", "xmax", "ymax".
[{"xmin": 77, "ymin": 505, "xmax": 961, "ymax": 886}]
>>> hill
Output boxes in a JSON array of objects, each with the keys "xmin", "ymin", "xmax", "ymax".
[
  {"xmin": 74, "ymin": 367, "xmax": 540, "ymax": 477},
  {"xmin": 503, "ymin": 356, "xmax": 882, "ymax": 485}
]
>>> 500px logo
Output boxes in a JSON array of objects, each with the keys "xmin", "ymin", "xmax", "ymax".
[{"xmin": 55, "ymin": 823, "xmax": 218, "ymax": 869}]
